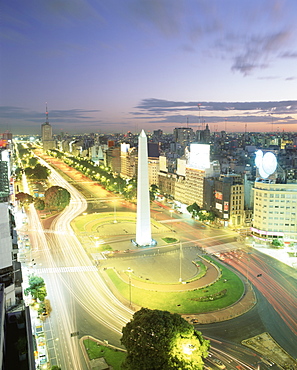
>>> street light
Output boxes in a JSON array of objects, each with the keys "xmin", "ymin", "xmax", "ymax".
[
  {"xmin": 113, "ymin": 200, "xmax": 117, "ymax": 223},
  {"xmin": 127, "ymin": 267, "xmax": 133, "ymax": 307},
  {"xmin": 179, "ymin": 242, "xmax": 182, "ymax": 282}
]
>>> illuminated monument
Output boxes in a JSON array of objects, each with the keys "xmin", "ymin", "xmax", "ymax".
[{"xmin": 135, "ymin": 130, "xmax": 153, "ymax": 246}]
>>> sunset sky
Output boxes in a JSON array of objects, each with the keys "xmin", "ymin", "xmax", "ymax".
[{"xmin": 1, "ymin": 0, "xmax": 297, "ymax": 135}]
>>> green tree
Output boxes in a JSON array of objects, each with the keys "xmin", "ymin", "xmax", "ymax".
[
  {"xmin": 44, "ymin": 186, "xmax": 71, "ymax": 209},
  {"xmin": 28, "ymin": 156, "xmax": 38, "ymax": 167},
  {"xmin": 121, "ymin": 308, "xmax": 209, "ymax": 370},
  {"xmin": 271, "ymin": 238, "xmax": 284, "ymax": 248},
  {"xmin": 34, "ymin": 198, "xmax": 45, "ymax": 210},
  {"xmin": 186, "ymin": 202, "xmax": 201, "ymax": 218},
  {"xmin": 24, "ymin": 276, "xmax": 47, "ymax": 301},
  {"xmin": 199, "ymin": 211, "xmax": 216, "ymax": 222},
  {"xmin": 15, "ymin": 192, "xmax": 34, "ymax": 206},
  {"xmin": 25, "ymin": 163, "xmax": 50, "ymax": 180},
  {"xmin": 51, "ymin": 366, "xmax": 62, "ymax": 370},
  {"xmin": 149, "ymin": 184, "xmax": 159, "ymax": 202}
]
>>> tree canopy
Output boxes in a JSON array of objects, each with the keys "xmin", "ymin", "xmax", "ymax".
[
  {"xmin": 25, "ymin": 163, "xmax": 50, "ymax": 181},
  {"xmin": 187, "ymin": 202, "xmax": 201, "ymax": 218},
  {"xmin": 121, "ymin": 308, "xmax": 209, "ymax": 370},
  {"xmin": 24, "ymin": 275, "xmax": 47, "ymax": 301},
  {"xmin": 44, "ymin": 186, "xmax": 71, "ymax": 209},
  {"xmin": 16, "ymin": 192, "xmax": 34, "ymax": 206}
]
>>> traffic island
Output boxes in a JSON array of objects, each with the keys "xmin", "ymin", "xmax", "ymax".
[
  {"xmin": 242, "ymin": 332, "xmax": 297, "ymax": 368},
  {"xmin": 102, "ymin": 255, "xmax": 256, "ymax": 323}
]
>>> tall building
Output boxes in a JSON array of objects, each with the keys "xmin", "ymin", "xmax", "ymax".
[
  {"xmin": 252, "ymin": 181, "xmax": 297, "ymax": 242},
  {"xmin": 173, "ymin": 127, "xmax": 194, "ymax": 146},
  {"xmin": 136, "ymin": 130, "xmax": 152, "ymax": 246},
  {"xmin": 41, "ymin": 104, "xmax": 55, "ymax": 151},
  {"xmin": 120, "ymin": 143, "xmax": 137, "ymax": 179},
  {"xmin": 196, "ymin": 123, "xmax": 211, "ymax": 144},
  {"xmin": 214, "ymin": 174, "xmax": 245, "ymax": 227}
]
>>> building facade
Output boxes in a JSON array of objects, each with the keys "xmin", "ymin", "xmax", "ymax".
[{"xmin": 252, "ymin": 181, "xmax": 297, "ymax": 243}]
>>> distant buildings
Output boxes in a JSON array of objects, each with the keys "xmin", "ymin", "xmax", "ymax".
[{"xmin": 41, "ymin": 105, "xmax": 55, "ymax": 151}]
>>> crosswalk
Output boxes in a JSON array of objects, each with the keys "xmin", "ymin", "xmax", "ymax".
[{"xmin": 34, "ymin": 266, "xmax": 98, "ymax": 274}]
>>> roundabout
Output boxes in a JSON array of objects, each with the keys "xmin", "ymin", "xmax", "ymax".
[{"xmin": 71, "ymin": 211, "xmax": 256, "ymax": 324}]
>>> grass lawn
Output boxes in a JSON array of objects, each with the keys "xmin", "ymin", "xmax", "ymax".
[
  {"xmin": 83, "ymin": 339, "xmax": 126, "ymax": 370},
  {"xmin": 162, "ymin": 237, "xmax": 178, "ymax": 243},
  {"xmin": 106, "ymin": 257, "xmax": 244, "ymax": 314}
]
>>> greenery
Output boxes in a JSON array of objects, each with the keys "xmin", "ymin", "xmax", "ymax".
[
  {"xmin": 187, "ymin": 203, "xmax": 201, "ymax": 218},
  {"xmin": 51, "ymin": 366, "xmax": 62, "ymax": 370},
  {"xmin": 15, "ymin": 192, "xmax": 34, "ymax": 206},
  {"xmin": 44, "ymin": 185, "xmax": 71, "ymax": 210},
  {"xmin": 121, "ymin": 308, "xmax": 209, "ymax": 370},
  {"xmin": 106, "ymin": 258, "xmax": 244, "ymax": 314},
  {"xmin": 25, "ymin": 163, "xmax": 50, "ymax": 181},
  {"xmin": 162, "ymin": 237, "xmax": 178, "ymax": 243},
  {"xmin": 83, "ymin": 339, "xmax": 126, "ymax": 370},
  {"xmin": 24, "ymin": 275, "xmax": 47, "ymax": 301},
  {"xmin": 271, "ymin": 238, "xmax": 284, "ymax": 248},
  {"xmin": 34, "ymin": 198, "xmax": 45, "ymax": 210},
  {"xmin": 186, "ymin": 203, "xmax": 215, "ymax": 222},
  {"xmin": 48, "ymin": 149, "xmax": 137, "ymax": 201},
  {"xmin": 150, "ymin": 184, "xmax": 159, "ymax": 202}
]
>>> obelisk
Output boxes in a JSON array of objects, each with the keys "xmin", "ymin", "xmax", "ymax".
[{"xmin": 136, "ymin": 130, "xmax": 152, "ymax": 246}]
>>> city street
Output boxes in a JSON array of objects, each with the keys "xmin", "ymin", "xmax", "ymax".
[{"xmin": 21, "ymin": 154, "xmax": 297, "ymax": 369}]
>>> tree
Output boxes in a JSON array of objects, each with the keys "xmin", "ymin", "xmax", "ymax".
[
  {"xmin": 121, "ymin": 308, "xmax": 209, "ymax": 370},
  {"xmin": 44, "ymin": 186, "xmax": 71, "ymax": 209},
  {"xmin": 149, "ymin": 184, "xmax": 159, "ymax": 202},
  {"xmin": 34, "ymin": 198, "xmax": 45, "ymax": 210},
  {"xmin": 15, "ymin": 192, "xmax": 34, "ymax": 206},
  {"xmin": 186, "ymin": 202, "xmax": 201, "ymax": 218},
  {"xmin": 25, "ymin": 163, "xmax": 50, "ymax": 180},
  {"xmin": 24, "ymin": 275, "xmax": 47, "ymax": 301},
  {"xmin": 28, "ymin": 156, "xmax": 38, "ymax": 167},
  {"xmin": 271, "ymin": 238, "xmax": 284, "ymax": 248}
]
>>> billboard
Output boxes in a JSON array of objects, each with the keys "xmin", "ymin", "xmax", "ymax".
[{"xmin": 188, "ymin": 143, "xmax": 210, "ymax": 170}]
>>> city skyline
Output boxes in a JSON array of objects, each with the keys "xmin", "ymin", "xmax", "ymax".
[{"xmin": 1, "ymin": 0, "xmax": 297, "ymax": 134}]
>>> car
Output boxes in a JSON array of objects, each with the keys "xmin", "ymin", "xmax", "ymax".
[{"xmin": 208, "ymin": 357, "xmax": 226, "ymax": 369}]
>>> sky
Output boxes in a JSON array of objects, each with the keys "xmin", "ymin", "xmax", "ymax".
[{"xmin": 1, "ymin": 0, "xmax": 297, "ymax": 135}]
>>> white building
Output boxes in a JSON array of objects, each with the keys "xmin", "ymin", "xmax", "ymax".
[{"xmin": 252, "ymin": 181, "xmax": 297, "ymax": 243}]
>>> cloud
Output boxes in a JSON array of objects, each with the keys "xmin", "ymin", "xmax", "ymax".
[
  {"xmin": 280, "ymin": 51, "xmax": 297, "ymax": 58},
  {"xmin": 229, "ymin": 30, "xmax": 292, "ymax": 75},
  {"xmin": 136, "ymin": 98, "xmax": 297, "ymax": 113},
  {"xmin": 0, "ymin": 106, "xmax": 101, "ymax": 134},
  {"xmin": 132, "ymin": 98, "xmax": 297, "ymax": 128}
]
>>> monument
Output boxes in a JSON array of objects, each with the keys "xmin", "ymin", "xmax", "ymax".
[{"xmin": 135, "ymin": 130, "xmax": 153, "ymax": 246}]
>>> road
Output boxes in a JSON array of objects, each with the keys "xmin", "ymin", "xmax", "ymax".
[
  {"xmin": 25, "ymin": 161, "xmax": 133, "ymax": 369},
  {"xmin": 24, "ymin": 154, "xmax": 297, "ymax": 369}
]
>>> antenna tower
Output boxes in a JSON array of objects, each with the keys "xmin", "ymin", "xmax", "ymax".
[{"xmin": 45, "ymin": 102, "xmax": 49, "ymax": 124}]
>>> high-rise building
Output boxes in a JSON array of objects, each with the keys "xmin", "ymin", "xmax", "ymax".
[
  {"xmin": 252, "ymin": 181, "xmax": 297, "ymax": 242},
  {"xmin": 41, "ymin": 104, "xmax": 55, "ymax": 151},
  {"xmin": 214, "ymin": 174, "xmax": 245, "ymax": 227},
  {"xmin": 173, "ymin": 127, "xmax": 194, "ymax": 146}
]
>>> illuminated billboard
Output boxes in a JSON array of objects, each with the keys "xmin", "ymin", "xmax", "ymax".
[
  {"xmin": 121, "ymin": 143, "xmax": 130, "ymax": 153},
  {"xmin": 188, "ymin": 143, "xmax": 210, "ymax": 170},
  {"xmin": 255, "ymin": 150, "xmax": 277, "ymax": 179}
]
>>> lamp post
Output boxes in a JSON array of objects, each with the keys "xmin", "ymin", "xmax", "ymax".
[
  {"xmin": 113, "ymin": 200, "xmax": 117, "ymax": 223},
  {"xmin": 179, "ymin": 242, "xmax": 182, "ymax": 282},
  {"xmin": 127, "ymin": 267, "xmax": 133, "ymax": 307}
]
